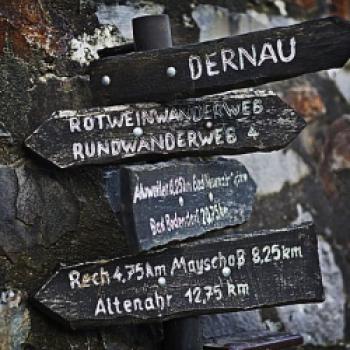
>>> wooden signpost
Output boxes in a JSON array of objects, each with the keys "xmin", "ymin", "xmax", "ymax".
[
  {"xmin": 120, "ymin": 158, "xmax": 256, "ymax": 251},
  {"xmin": 25, "ymin": 91, "xmax": 305, "ymax": 168},
  {"xmin": 28, "ymin": 14, "xmax": 329, "ymax": 348},
  {"xmin": 89, "ymin": 17, "xmax": 350, "ymax": 105},
  {"xmin": 33, "ymin": 223, "xmax": 323, "ymax": 330}
]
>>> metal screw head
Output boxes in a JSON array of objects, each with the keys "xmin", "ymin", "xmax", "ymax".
[
  {"xmin": 101, "ymin": 75, "xmax": 111, "ymax": 86},
  {"xmin": 158, "ymin": 277, "xmax": 166, "ymax": 287},
  {"xmin": 222, "ymin": 266, "xmax": 231, "ymax": 278},
  {"xmin": 179, "ymin": 196, "xmax": 184, "ymax": 207},
  {"xmin": 205, "ymin": 121, "xmax": 214, "ymax": 130},
  {"xmin": 166, "ymin": 66, "xmax": 176, "ymax": 78},
  {"xmin": 133, "ymin": 127, "xmax": 143, "ymax": 137}
]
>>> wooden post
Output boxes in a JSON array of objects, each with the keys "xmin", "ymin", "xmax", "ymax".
[
  {"xmin": 163, "ymin": 318, "xmax": 203, "ymax": 350},
  {"xmin": 133, "ymin": 15, "xmax": 173, "ymax": 51},
  {"xmin": 132, "ymin": 14, "xmax": 202, "ymax": 350}
]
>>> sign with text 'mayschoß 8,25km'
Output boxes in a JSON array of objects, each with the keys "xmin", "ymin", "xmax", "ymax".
[
  {"xmin": 120, "ymin": 158, "xmax": 257, "ymax": 252},
  {"xmin": 89, "ymin": 17, "xmax": 350, "ymax": 105},
  {"xmin": 25, "ymin": 91, "xmax": 305, "ymax": 168},
  {"xmin": 33, "ymin": 223, "xmax": 323, "ymax": 330}
]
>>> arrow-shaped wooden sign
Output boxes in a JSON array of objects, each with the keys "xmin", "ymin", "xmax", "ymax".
[
  {"xmin": 25, "ymin": 91, "xmax": 305, "ymax": 168},
  {"xmin": 33, "ymin": 223, "xmax": 323, "ymax": 330},
  {"xmin": 89, "ymin": 17, "xmax": 350, "ymax": 105},
  {"xmin": 120, "ymin": 158, "xmax": 257, "ymax": 252}
]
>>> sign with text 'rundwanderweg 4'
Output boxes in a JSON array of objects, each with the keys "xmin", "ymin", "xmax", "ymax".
[
  {"xmin": 25, "ymin": 91, "xmax": 305, "ymax": 168},
  {"xmin": 89, "ymin": 17, "xmax": 350, "ymax": 105},
  {"xmin": 33, "ymin": 223, "xmax": 323, "ymax": 330},
  {"xmin": 120, "ymin": 158, "xmax": 256, "ymax": 252}
]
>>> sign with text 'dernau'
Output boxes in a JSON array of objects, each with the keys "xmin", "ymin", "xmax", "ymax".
[
  {"xmin": 33, "ymin": 223, "xmax": 323, "ymax": 330},
  {"xmin": 25, "ymin": 91, "xmax": 304, "ymax": 168},
  {"xmin": 89, "ymin": 17, "xmax": 350, "ymax": 105},
  {"xmin": 120, "ymin": 158, "xmax": 256, "ymax": 252}
]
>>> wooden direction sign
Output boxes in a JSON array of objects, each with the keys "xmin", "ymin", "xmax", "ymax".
[
  {"xmin": 33, "ymin": 223, "xmax": 323, "ymax": 329},
  {"xmin": 89, "ymin": 17, "xmax": 350, "ymax": 105},
  {"xmin": 120, "ymin": 158, "xmax": 257, "ymax": 252},
  {"xmin": 25, "ymin": 91, "xmax": 305, "ymax": 168}
]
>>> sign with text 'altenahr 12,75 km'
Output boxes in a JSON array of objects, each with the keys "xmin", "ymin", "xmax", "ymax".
[
  {"xmin": 89, "ymin": 17, "xmax": 350, "ymax": 105},
  {"xmin": 25, "ymin": 91, "xmax": 305, "ymax": 168},
  {"xmin": 33, "ymin": 223, "xmax": 323, "ymax": 330},
  {"xmin": 120, "ymin": 158, "xmax": 256, "ymax": 252}
]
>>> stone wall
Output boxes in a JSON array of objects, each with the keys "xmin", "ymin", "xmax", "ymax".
[{"xmin": 0, "ymin": 0, "xmax": 349, "ymax": 349}]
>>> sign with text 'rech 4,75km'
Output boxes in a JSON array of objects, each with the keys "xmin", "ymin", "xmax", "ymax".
[
  {"xmin": 33, "ymin": 223, "xmax": 324, "ymax": 330},
  {"xmin": 120, "ymin": 158, "xmax": 256, "ymax": 252},
  {"xmin": 25, "ymin": 91, "xmax": 305, "ymax": 168},
  {"xmin": 89, "ymin": 17, "xmax": 350, "ymax": 105}
]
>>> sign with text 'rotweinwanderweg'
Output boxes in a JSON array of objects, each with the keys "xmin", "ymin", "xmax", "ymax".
[{"xmin": 25, "ymin": 91, "xmax": 304, "ymax": 168}]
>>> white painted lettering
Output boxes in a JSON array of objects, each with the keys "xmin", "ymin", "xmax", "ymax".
[
  {"xmin": 225, "ymin": 127, "xmax": 237, "ymax": 144},
  {"xmin": 205, "ymin": 52, "xmax": 220, "ymax": 76},
  {"xmin": 277, "ymin": 37, "xmax": 296, "ymax": 63},
  {"xmin": 189, "ymin": 55, "xmax": 203, "ymax": 80},
  {"xmin": 253, "ymin": 99, "xmax": 264, "ymax": 114},
  {"xmin": 258, "ymin": 42, "xmax": 278, "ymax": 66},
  {"xmin": 72, "ymin": 143, "xmax": 84, "ymax": 160},
  {"xmin": 83, "ymin": 117, "xmax": 95, "ymax": 131},
  {"xmin": 95, "ymin": 298, "xmax": 107, "ymax": 316},
  {"xmin": 238, "ymin": 46, "xmax": 257, "ymax": 69},
  {"xmin": 69, "ymin": 270, "xmax": 81, "ymax": 289},
  {"xmin": 221, "ymin": 48, "xmax": 238, "ymax": 72},
  {"xmin": 70, "ymin": 117, "xmax": 81, "ymax": 133}
]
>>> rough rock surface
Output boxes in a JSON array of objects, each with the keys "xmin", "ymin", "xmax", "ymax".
[{"xmin": 0, "ymin": 0, "xmax": 349, "ymax": 349}]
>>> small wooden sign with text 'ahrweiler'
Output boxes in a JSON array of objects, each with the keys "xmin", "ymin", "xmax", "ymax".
[
  {"xmin": 89, "ymin": 17, "xmax": 350, "ymax": 105},
  {"xmin": 33, "ymin": 223, "xmax": 323, "ymax": 330},
  {"xmin": 120, "ymin": 158, "xmax": 256, "ymax": 252},
  {"xmin": 25, "ymin": 91, "xmax": 304, "ymax": 168}
]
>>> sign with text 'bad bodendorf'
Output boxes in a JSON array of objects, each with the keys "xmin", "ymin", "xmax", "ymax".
[
  {"xmin": 25, "ymin": 91, "xmax": 305, "ymax": 168},
  {"xmin": 120, "ymin": 158, "xmax": 256, "ymax": 252},
  {"xmin": 89, "ymin": 17, "xmax": 350, "ymax": 105},
  {"xmin": 33, "ymin": 223, "xmax": 323, "ymax": 330}
]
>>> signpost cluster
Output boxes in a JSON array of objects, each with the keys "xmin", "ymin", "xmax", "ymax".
[{"xmin": 26, "ymin": 13, "xmax": 350, "ymax": 350}]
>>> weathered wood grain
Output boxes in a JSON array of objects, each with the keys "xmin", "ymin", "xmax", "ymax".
[
  {"xmin": 203, "ymin": 331, "xmax": 303, "ymax": 350},
  {"xmin": 32, "ymin": 223, "xmax": 323, "ymax": 330},
  {"xmin": 89, "ymin": 17, "xmax": 350, "ymax": 105},
  {"xmin": 25, "ymin": 91, "xmax": 305, "ymax": 168},
  {"xmin": 120, "ymin": 158, "xmax": 257, "ymax": 252}
]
